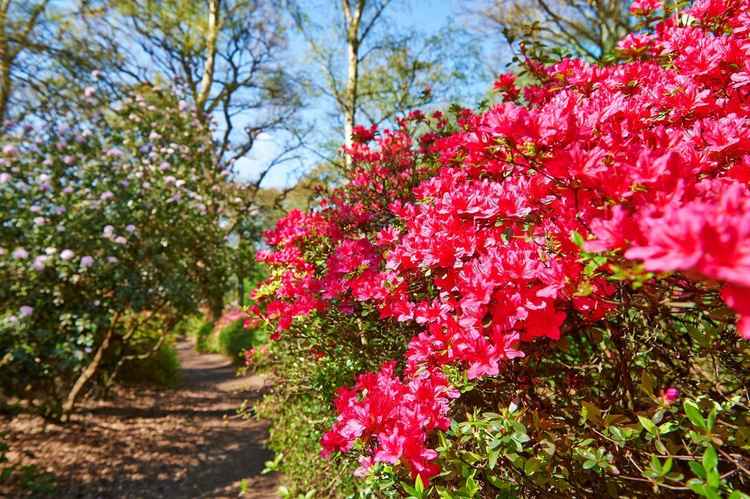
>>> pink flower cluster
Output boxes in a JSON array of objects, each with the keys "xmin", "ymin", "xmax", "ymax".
[
  {"xmin": 321, "ymin": 362, "xmax": 458, "ymax": 480},
  {"xmin": 253, "ymin": 0, "xmax": 750, "ymax": 483}
]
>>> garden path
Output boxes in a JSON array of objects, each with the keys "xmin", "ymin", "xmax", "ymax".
[{"xmin": 1, "ymin": 339, "xmax": 277, "ymax": 498}]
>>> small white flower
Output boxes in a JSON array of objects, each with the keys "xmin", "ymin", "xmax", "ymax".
[
  {"xmin": 80, "ymin": 255, "xmax": 94, "ymax": 269},
  {"xmin": 19, "ymin": 306, "xmax": 33, "ymax": 317},
  {"xmin": 114, "ymin": 236, "xmax": 127, "ymax": 245},
  {"xmin": 60, "ymin": 249, "xmax": 75, "ymax": 261}
]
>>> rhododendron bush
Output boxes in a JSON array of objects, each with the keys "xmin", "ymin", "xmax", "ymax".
[
  {"xmin": 0, "ymin": 87, "xmax": 254, "ymax": 417},
  {"xmin": 253, "ymin": 1, "xmax": 750, "ymax": 496}
]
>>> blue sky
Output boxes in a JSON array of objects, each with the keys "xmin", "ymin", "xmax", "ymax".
[{"xmin": 234, "ymin": 0, "xmax": 504, "ymax": 189}]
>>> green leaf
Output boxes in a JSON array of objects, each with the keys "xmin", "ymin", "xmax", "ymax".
[
  {"xmin": 401, "ymin": 482, "xmax": 418, "ymax": 497},
  {"xmin": 687, "ymin": 479, "xmax": 707, "ymax": 496},
  {"xmin": 415, "ymin": 474, "xmax": 425, "ymax": 495},
  {"xmin": 524, "ymin": 457, "xmax": 542, "ymax": 475},
  {"xmin": 650, "ymin": 455, "xmax": 662, "ymax": 474},
  {"xmin": 688, "ymin": 461, "xmax": 706, "ymax": 480},
  {"xmin": 662, "ymin": 457, "xmax": 673, "ymax": 475},
  {"xmin": 488, "ymin": 450, "xmax": 499, "ymax": 470},
  {"xmin": 513, "ymin": 432, "xmax": 530, "ymax": 443},
  {"xmin": 684, "ymin": 400, "xmax": 706, "ymax": 430},
  {"xmin": 658, "ymin": 421, "xmax": 677, "ymax": 435},
  {"xmin": 654, "ymin": 439, "xmax": 668, "ymax": 455},
  {"xmin": 707, "ymin": 406, "xmax": 718, "ymax": 432},
  {"xmin": 570, "ymin": 230, "xmax": 585, "ymax": 249},
  {"xmin": 638, "ymin": 415, "xmax": 657, "ymax": 435},
  {"xmin": 703, "ymin": 446, "xmax": 718, "ymax": 472},
  {"xmin": 464, "ymin": 475, "xmax": 479, "ymax": 497},
  {"xmin": 706, "ymin": 468, "xmax": 720, "ymax": 489},
  {"xmin": 437, "ymin": 488, "xmax": 455, "ymax": 499}
]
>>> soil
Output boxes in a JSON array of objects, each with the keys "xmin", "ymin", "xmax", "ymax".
[{"xmin": 0, "ymin": 339, "xmax": 278, "ymax": 498}]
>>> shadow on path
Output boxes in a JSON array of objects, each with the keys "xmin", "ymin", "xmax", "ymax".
[{"xmin": 1, "ymin": 338, "xmax": 277, "ymax": 498}]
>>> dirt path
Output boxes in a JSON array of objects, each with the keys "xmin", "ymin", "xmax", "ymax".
[{"xmin": 1, "ymin": 339, "xmax": 278, "ymax": 498}]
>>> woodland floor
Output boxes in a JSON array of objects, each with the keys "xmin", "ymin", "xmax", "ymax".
[{"xmin": 1, "ymin": 339, "xmax": 278, "ymax": 498}]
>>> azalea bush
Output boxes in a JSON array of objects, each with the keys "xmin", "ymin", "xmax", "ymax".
[
  {"xmin": 252, "ymin": 0, "xmax": 750, "ymax": 496},
  {"xmin": 0, "ymin": 86, "xmax": 254, "ymax": 418}
]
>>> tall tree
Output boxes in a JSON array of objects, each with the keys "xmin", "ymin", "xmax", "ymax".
[
  {"xmin": 0, "ymin": 0, "xmax": 48, "ymax": 125},
  {"xmin": 0, "ymin": 1, "xmax": 105, "ymax": 129},
  {"xmin": 60, "ymin": 0, "xmax": 308, "ymax": 318},
  {"xmin": 340, "ymin": 0, "xmax": 389, "ymax": 161},
  {"xmin": 291, "ymin": 0, "xmax": 484, "ymax": 167},
  {"xmin": 473, "ymin": 0, "xmax": 635, "ymax": 62},
  {"xmin": 86, "ymin": 0, "xmax": 305, "ymax": 180}
]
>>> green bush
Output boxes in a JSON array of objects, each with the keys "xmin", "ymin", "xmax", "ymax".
[
  {"xmin": 194, "ymin": 320, "xmax": 214, "ymax": 354},
  {"xmin": 255, "ymin": 337, "xmax": 359, "ymax": 497},
  {"xmin": 114, "ymin": 319, "xmax": 181, "ymax": 388},
  {"xmin": 216, "ymin": 319, "xmax": 260, "ymax": 363},
  {"xmin": 119, "ymin": 342, "xmax": 181, "ymax": 388},
  {"xmin": 173, "ymin": 315, "xmax": 205, "ymax": 339}
]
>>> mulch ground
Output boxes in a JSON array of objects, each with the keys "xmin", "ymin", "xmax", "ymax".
[{"xmin": 0, "ymin": 340, "xmax": 278, "ymax": 498}]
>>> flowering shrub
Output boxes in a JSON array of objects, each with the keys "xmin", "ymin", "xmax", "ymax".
[
  {"xmin": 253, "ymin": 0, "xmax": 750, "ymax": 495},
  {"xmin": 0, "ymin": 87, "xmax": 252, "ymax": 417}
]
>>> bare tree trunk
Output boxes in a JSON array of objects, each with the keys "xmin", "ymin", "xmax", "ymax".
[
  {"xmin": 342, "ymin": 0, "xmax": 364, "ymax": 168},
  {"xmin": 196, "ymin": 0, "xmax": 220, "ymax": 117},
  {"xmin": 0, "ymin": 0, "xmax": 13, "ymax": 127},
  {"xmin": 61, "ymin": 313, "xmax": 120, "ymax": 420}
]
